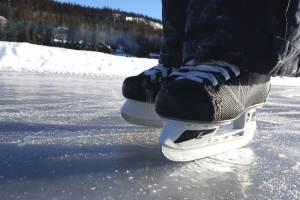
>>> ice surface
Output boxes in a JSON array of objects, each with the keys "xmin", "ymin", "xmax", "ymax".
[{"xmin": 0, "ymin": 72, "xmax": 300, "ymax": 200}]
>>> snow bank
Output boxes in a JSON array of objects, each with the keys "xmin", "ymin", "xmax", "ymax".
[
  {"xmin": 271, "ymin": 76, "xmax": 300, "ymax": 86},
  {"xmin": 0, "ymin": 42, "xmax": 299, "ymax": 86},
  {"xmin": 0, "ymin": 42, "xmax": 158, "ymax": 77}
]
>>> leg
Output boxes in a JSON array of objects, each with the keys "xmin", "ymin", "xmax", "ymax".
[
  {"xmin": 159, "ymin": 0, "xmax": 190, "ymax": 68},
  {"xmin": 182, "ymin": 0, "xmax": 300, "ymax": 77},
  {"xmin": 155, "ymin": 0, "xmax": 293, "ymax": 161}
]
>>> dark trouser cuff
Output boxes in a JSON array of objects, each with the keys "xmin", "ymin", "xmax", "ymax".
[
  {"xmin": 159, "ymin": 55, "xmax": 182, "ymax": 68},
  {"xmin": 183, "ymin": 46, "xmax": 246, "ymax": 71},
  {"xmin": 183, "ymin": 28, "xmax": 300, "ymax": 77}
]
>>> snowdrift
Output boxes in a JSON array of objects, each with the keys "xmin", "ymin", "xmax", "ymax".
[
  {"xmin": 0, "ymin": 42, "xmax": 299, "ymax": 86},
  {"xmin": 0, "ymin": 42, "xmax": 157, "ymax": 77}
]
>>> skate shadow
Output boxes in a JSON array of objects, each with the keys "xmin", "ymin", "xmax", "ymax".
[
  {"xmin": 0, "ymin": 142, "xmax": 173, "ymax": 181},
  {"xmin": 0, "ymin": 121, "xmax": 158, "ymax": 134},
  {"xmin": 0, "ymin": 120, "xmax": 171, "ymax": 182}
]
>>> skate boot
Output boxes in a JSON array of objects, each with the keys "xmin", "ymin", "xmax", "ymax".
[
  {"xmin": 121, "ymin": 64, "xmax": 173, "ymax": 127},
  {"xmin": 155, "ymin": 60, "xmax": 271, "ymax": 161}
]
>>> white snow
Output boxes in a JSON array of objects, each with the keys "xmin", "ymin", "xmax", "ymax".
[
  {"xmin": 0, "ymin": 42, "xmax": 157, "ymax": 77},
  {"xmin": 0, "ymin": 16, "xmax": 8, "ymax": 25},
  {"xmin": 278, "ymin": 154, "xmax": 287, "ymax": 159},
  {"xmin": 0, "ymin": 42, "xmax": 299, "ymax": 86},
  {"xmin": 17, "ymin": 141, "xmax": 27, "ymax": 147},
  {"xmin": 126, "ymin": 17, "xmax": 163, "ymax": 29},
  {"xmin": 270, "ymin": 76, "xmax": 300, "ymax": 86},
  {"xmin": 54, "ymin": 27, "xmax": 69, "ymax": 30}
]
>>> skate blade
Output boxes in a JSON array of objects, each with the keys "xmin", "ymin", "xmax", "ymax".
[
  {"xmin": 121, "ymin": 99, "xmax": 164, "ymax": 127},
  {"xmin": 159, "ymin": 108, "xmax": 258, "ymax": 162}
]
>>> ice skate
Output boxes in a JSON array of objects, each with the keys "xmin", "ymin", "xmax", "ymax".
[
  {"xmin": 155, "ymin": 60, "xmax": 271, "ymax": 161},
  {"xmin": 121, "ymin": 64, "xmax": 173, "ymax": 127}
]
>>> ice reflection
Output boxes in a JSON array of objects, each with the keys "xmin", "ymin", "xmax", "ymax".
[
  {"xmin": 111, "ymin": 127, "xmax": 256, "ymax": 199},
  {"xmin": 166, "ymin": 149, "xmax": 254, "ymax": 198}
]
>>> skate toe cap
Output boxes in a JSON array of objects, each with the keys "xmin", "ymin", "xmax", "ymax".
[
  {"xmin": 155, "ymin": 79, "xmax": 213, "ymax": 122},
  {"xmin": 122, "ymin": 75, "xmax": 145, "ymax": 102}
]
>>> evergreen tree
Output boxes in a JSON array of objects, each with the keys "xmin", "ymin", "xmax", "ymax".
[
  {"xmin": 43, "ymin": 28, "xmax": 53, "ymax": 46},
  {"xmin": 32, "ymin": 30, "xmax": 37, "ymax": 44},
  {"xmin": 0, "ymin": 0, "xmax": 163, "ymax": 55},
  {"xmin": 3, "ymin": 28, "xmax": 7, "ymax": 41},
  {"xmin": 7, "ymin": 7, "xmax": 14, "ymax": 21},
  {"xmin": 24, "ymin": 26, "xmax": 30, "ymax": 42},
  {"xmin": 0, "ymin": 29, "xmax": 3, "ymax": 41},
  {"xmin": 30, "ymin": 25, "xmax": 37, "ymax": 44},
  {"xmin": 12, "ymin": 30, "xmax": 17, "ymax": 42},
  {"xmin": 92, "ymin": 43, "xmax": 98, "ymax": 52}
]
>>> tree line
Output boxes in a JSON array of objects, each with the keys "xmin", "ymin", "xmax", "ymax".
[{"xmin": 0, "ymin": 0, "xmax": 164, "ymax": 57}]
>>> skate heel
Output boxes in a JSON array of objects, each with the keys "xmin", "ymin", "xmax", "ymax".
[
  {"xmin": 121, "ymin": 99, "xmax": 164, "ymax": 127},
  {"xmin": 159, "ymin": 107, "xmax": 259, "ymax": 162}
]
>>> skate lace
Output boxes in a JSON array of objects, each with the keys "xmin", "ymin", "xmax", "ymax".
[
  {"xmin": 171, "ymin": 60, "xmax": 240, "ymax": 86},
  {"xmin": 143, "ymin": 64, "xmax": 170, "ymax": 82}
]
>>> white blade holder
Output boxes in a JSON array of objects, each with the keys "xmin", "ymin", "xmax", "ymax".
[
  {"xmin": 159, "ymin": 108, "xmax": 258, "ymax": 162},
  {"xmin": 121, "ymin": 99, "xmax": 164, "ymax": 127}
]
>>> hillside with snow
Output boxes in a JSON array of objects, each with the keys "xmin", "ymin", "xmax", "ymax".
[
  {"xmin": 126, "ymin": 17, "xmax": 163, "ymax": 29},
  {"xmin": 0, "ymin": 42, "xmax": 299, "ymax": 86}
]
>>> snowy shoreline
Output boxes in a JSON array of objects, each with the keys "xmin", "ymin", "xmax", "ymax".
[
  {"xmin": 0, "ymin": 41, "xmax": 299, "ymax": 86},
  {"xmin": 0, "ymin": 42, "xmax": 158, "ymax": 77}
]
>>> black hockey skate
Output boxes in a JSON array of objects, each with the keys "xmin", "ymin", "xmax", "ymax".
[
  {"xmin": 155, "ymin": 60, "xmax": 271, "ymax": 161},
  {"xmin": 121, "ymin": 64, "xmax": 173, "ymax": 127}
]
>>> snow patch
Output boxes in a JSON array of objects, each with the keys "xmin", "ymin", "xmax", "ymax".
[
  {"xmin": 278, "ymin": 154, "xmax": 287, "ymax": 158},
  {"xmin": 0, "ymin": 42, "xmax": 158, "ymax": 77},
  {"xmin": 271, "ymin": 76, "xmax": 300, "ymax": 86},
  {"xmin": 126, "ymin": 17, "xmax": 163, "ymax": 29},
  {"xmin": 17, "ymin": 141, "xmax": 27, "ymax": 147}
]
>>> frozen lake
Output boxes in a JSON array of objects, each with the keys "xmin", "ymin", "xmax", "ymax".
[{"xmin": 0, "ymin": 72, "xmax": 299, "ymax": 200}]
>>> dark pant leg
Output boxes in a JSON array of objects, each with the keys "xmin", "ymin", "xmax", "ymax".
[
  {"xmin": 159, "ymin": 0, "xmax": 190, "ymax": 68},
  {"xmin": 183, "ymin": 0, "xmax": 300, "ymax": 77}
]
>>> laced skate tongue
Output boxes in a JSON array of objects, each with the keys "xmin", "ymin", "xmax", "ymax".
[
  {"xmin": 171, "ymin": 60, "xmax": 240, "ymax": 86},
  {"xmin": 159, "ymin": 108, "xmax": 259, "ymax": 162},
  {"xmin": 186, "ymin": 59, "xmax": 240, "ymax": 77},
  {"xmin": 143, "ymin": 64, "xmax": 170, "ymax": 82}
]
